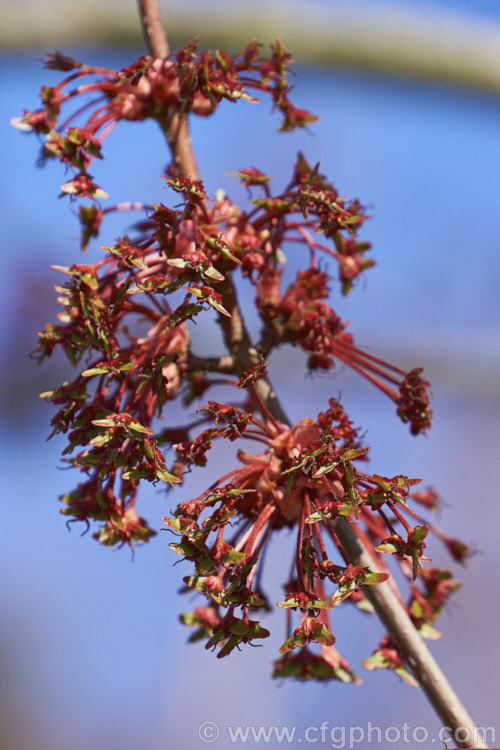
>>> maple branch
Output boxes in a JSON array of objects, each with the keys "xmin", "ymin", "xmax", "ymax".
[
  {"xmin": 215, "ymin": 276, "xmax": 289, "ymax": 424},
  {"xmin": 137, "ymin": 0, "xmax": 168, "ymax": 58},
  {"xmin": 137, "ymin": 0, "xmax": 288, "ymax": 423},
  {"xmin": 186, "ymin": 352, "xmax": 235, "ymax": 374},
  {"xmin": 137, "ymin": 3, "xmax": 487, "ymax": 747},
  {"xmin": 333, "ymin": 519, "xmax": 487, "ymax": 748},
  {"xmin": 137, "ymin": 0, "xmax": 200, "ymax": 180}
]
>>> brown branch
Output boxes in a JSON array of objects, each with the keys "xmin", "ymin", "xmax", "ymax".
[
  {"xmin": 187, "ymin": 352, "xmax": 235, "ymax": 374},
  {"xmin": 256, "ymin": 318, "xmax": 285, "ymax": 359},
  {"xmin": 215, "ymin": 276, "xmax": 289, "ymax": 424},
  {"xmin": 137, "ymin": 0, "xmax": 199, "ymax": 180},
  {"xmin": 163, "ymin": 114, "xmax": 201, "ymax": 181},
  {"xmin": 333, "ymin": 519, "xmax": 488, "ymax": 749},
  {"xmin": 137, "ymin": 0, "xmax": 168, "ymax": 58},
  {"xmin": 137, "ymin": 3, "xmax": 487, "ymax": 746}
]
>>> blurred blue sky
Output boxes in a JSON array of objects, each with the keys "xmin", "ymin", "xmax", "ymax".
[
  {"xmin": 1, "ymin": 2, "xmax": 499, "ymax": 749},
  {"xmin": 298, "ymin": 0, "xmax": 500, "ymax": 21}
]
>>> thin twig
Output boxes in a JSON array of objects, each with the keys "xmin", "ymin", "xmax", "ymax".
[{"xmin": 137, "ymin": 0, "xmax": 168, "ymax": 58}]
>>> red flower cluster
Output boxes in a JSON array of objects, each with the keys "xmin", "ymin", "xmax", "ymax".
[
  {"xmin": 15, "ymin": 38, "xmax": 463, "ymax": 682},
  {"xmin": 163, "ymin": 391, "xmax": 465, "ymax": 680},
  {"xmin": 13, "ymin": 40, "xmax": 316, "ymax": 198}
]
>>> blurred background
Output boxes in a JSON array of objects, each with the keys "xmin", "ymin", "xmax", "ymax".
[{"xmin": 1, "ymin": 1, "xmax": 499, "ymax": 748}]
